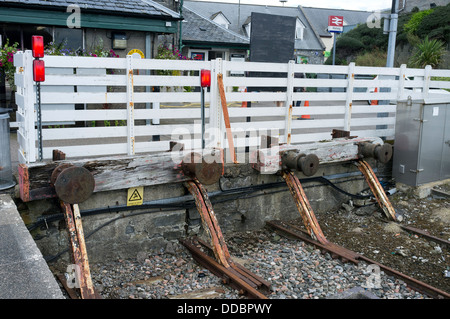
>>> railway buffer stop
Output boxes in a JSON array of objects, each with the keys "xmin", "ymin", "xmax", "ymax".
[{"xmin": 3, "ymin": 40, "xmax": 450, "ymax": 298}]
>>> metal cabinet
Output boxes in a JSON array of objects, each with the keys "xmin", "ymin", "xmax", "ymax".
[{"xmin": 393, "ymin": 98, "xmax": 450, "ymax": 186}]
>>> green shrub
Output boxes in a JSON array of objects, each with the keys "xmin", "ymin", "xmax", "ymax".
[
  {"xmin": 415, "ymin": 4, "xmax": 450, "ymax": 43},
  {"xmin": 409, "ymin": 37, "xmax": 446, "ymax": 68},
  {"xmin": 403, "ymin": 9, "xmax": 434, "ymax": 35},
  {"xmin": 355, "ymin": 49, "xmax": 387, "ymax": 67}
]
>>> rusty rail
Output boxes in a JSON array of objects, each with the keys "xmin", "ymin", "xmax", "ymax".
[
  {"xmin": 267, "ymin": 220, "xmax": 450, "ymax": 299},
  {"xmin": 282, "ymin": 170, "xmax": 329, "ymax": 245},
  {"xmin": 180, "ymin": 238, "xmax": 268, "ymax": 299},
  {"xmin": 61, "ymin": 202, "xmax": 97, "ymax": 299},
  {"xmin": 183, "ymin": 179, "xmax": 270, "ymax": 298},
  {"xmin": 355, "ymin": 160, "xmax": 397, "ymax": 221}
]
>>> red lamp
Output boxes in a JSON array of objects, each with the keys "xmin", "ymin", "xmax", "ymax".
[
  {"xmin": 33, "ymin": 60, "xmax": 45, "ymax": 82},
  {"xmin": 200, "ymin": 69, "xmax": 211, "ymax": 87},
  {"xmin": 32, "ymin": 36, "xmax": 44, "ymax": 58}
]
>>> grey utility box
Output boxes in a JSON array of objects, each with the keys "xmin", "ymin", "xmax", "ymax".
[{"xmin": 393, "ymin": 98, "xmax": 450, "ymax": 186}]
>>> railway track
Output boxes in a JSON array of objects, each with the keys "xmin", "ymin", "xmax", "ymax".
[
  {"xmin": 266, "ymin": 220, "xmax": 450, "ymax": 300},
  {"xmin": 60, "ymin": 218, "xmax": 448, "ymax": 300}
]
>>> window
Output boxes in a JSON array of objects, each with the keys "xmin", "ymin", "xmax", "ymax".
[
  {"xmin": 54, "ymin": 27, "xmax": 83, "ymax": 51},
  {"xmin": 211, "ymin": 12, "xmax": 231, "ymax": 29},
  {"xmin": 295, "ymin": 19, "xmax": 305, "ymax": 40},
  {"xmin": 244, "ymin": 22, "xmax": 251, "ymax": 37}
]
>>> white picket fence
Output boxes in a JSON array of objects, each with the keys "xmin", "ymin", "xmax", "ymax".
[{"xmin": 13, "ymin": 50, "xmax": 450, "ymax": 163}]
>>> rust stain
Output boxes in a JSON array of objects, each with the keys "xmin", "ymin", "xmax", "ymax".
[{"xmin": 18, "ymin": 164, "xmax": 30, "ymax": 202}]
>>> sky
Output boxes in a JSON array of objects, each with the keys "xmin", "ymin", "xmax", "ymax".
[{"xmin": 190, "ymin": 0, "xmax": 394, "ymax": 12}]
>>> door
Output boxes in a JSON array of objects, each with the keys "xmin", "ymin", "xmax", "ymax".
[
  {"xmin": 441, "ymin": 104, "xmax": 450, "ymax": 180},
  {"xmin": 417, "ymin": 104, "xmax": 446, "ymax": 185}
]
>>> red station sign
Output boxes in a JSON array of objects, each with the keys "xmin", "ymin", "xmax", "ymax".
[{"xmin": 328, "ymin": 15, "xmax": 344, "ymax": 33}]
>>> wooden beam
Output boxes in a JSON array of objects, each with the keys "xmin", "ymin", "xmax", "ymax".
[
  {"xmin": 18, "ymin": 148, "xmax": 221, "ymax": 202},
  {"xmin": 251, "ymin": 136, "xmax": 385, "ymax": 174}
]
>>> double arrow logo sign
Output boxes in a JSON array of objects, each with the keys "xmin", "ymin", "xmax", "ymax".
[{"xmin": 328, "ymin": 15, "xmax": 344, "ymax": 33}]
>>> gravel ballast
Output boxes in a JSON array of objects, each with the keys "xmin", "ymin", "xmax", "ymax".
[{"xmin": 89, "ymin": 228, "xmax": 430, "ymax": 300}]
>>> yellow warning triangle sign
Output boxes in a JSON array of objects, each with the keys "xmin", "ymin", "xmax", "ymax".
[
  {"xmin": 127, "ymin": 187, "xmax": 144, "ymax": 206},
  {"xmin": 129, "ymin": 189, "xmax": 142, "ymax": 201}
]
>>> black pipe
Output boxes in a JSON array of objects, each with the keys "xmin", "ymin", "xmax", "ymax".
[
  {"xmin": 29, "ymin": 175, "xmax": 373, "ymax": 232},
  {"xmin": 43, "ymin": 175, "xmax": 379, "ymax": 263}
]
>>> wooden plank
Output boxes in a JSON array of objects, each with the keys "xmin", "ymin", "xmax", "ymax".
[
  {"xmin": 13, "ymin": 51, "xmax": 25, "ymax": 67},
  {"xmin": 218, "ymin": 73, "xmax": 237, "ymax": 163},
  {"xmin": 41, "ymin": 92, "xmax": 127, "ymax": 104},
  {"xmin": 350, "ymin": 129, "xmax": 395, "ymax": 138},
  {"xmin": 42, "ymin": 126, "xmax": 127, "ymax": 140},
  {"xmin": 351, "ymin": 117, "xmax": 396, "ymax": 126},
  {"xmin": 135, "ymin": 58, "xmax": 211, "ymax": 71},
  {"xmin": 252, "ymin": 136, "xmax": 384, "ymax": 174},
  {"xmin": 42, "ymin": 124, "xmax": 201, "ymax": 140},
  {"xmin": 133, "ymin": 75, "xmax": 200, "ymax": 87},
  {"xmin": 430, "ymin": 69, "xmax": 450, "ymax": 77},
  {"xmin": 291, "ymin": 106, "xmax": 346, "ymax": 116},
  {"xmin": 42, "ymin": 74, "xmax": 126, "ymax": 86},
  {"xmin": 352, "ymin": 105, "xmax": 396, "ymax": 113},
  {"xmin": 44, "ymin": 55, "xmax": 127, "ymax": 69},
  {"xmin": 43, "ymin": 143, "xmax": 128, "ymax": 159},
  {"xmin": 223, "ymin": 77, "xmax": 287, "ymax": 87},
  {"xmin": 292, "ymin": 78, "xmax": 348, "ymax": 88},
  {"xmin": 429, "ymin": 81, "xmax": 450, "ymax": 89},
  {"xmin": 42, "ymin": 109, "xmax": 127, "ymax": 122},
  {"xmin": 224, "ymin": 60, "xmax": 289, "ymax": 73},
  {"xmin": 292, "ymin": 64, "xmax": 350, "ymax": 74},
  {"xmin": 353, "ymin": 92, "xmax": 397, "ymax": 100},
  {"xmin": 291, "ymin": 118, "xmax": 345, "ymax": 129},
  {"xmin": 18, "ymin": 149, "xmax": 214, "ymax": 202},
  {"xmin": 228, "ymin": 106, "xmax": 285, "ymax": 117},
  {"xmin": 354, "ymin": 66, "xmax": 400, "ymax": 76}
]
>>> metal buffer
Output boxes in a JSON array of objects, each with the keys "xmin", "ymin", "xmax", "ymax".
[
  {"xmin": 356, "ymin": 141, "xmax": 397, "ymax": 221},
  {"xmin": 181, "ymin": 151, "xmax": 224, "ymax": 185},
  {"xmin": 50, "ymin": 164, "xmax": 98, "ymax": 299},
  {"xmin": 181, "ymin": 179, "xmax": 270, "ymax": 299}
]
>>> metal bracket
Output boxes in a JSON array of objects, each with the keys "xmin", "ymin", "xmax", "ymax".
[
  {"xmin": 355, "ymin": 160, "xmax": 397, "ymax": 221},
  {"xmin": 183, "ymin": 179, "xmax": 270, "ymax": 298},
  {"xmin": 282, "ymin": 170, "xmax": 328, "ymax": 244}
]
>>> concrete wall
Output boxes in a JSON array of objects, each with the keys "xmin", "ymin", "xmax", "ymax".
[{"xmin": 23, "ymin": 157, "xmax": 385, "ymax": 265}]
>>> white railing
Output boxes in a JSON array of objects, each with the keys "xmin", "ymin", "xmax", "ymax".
[{"xmin": 13, "ymin": 50, "xmax": 450, "ymax": 163}]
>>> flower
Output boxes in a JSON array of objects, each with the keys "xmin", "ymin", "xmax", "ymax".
[{"xmin": 0, "ymin": 39, "xmax": 19, "ymax": 89}]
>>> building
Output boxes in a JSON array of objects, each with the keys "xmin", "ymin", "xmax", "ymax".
[
  {"xmin": 299, "ymin": 6, "xmax": 374, "ymax": 53},
  {"xmin": 0, "ymin": 0, "xmax": 181, "ymax": 58},
  {"xmin": 180, "ymin": 6, "xmax": 249, "ymax": 62},
  {"xmin": 183, "ymin": 0, "xmax": 326, "ymax": 64}
]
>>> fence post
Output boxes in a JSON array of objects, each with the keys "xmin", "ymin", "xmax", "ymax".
[
  {"xmin": 397, "ymin": 64, "xmax": 407, "ymax": 100},
  {"xmin": 14, "ymin": 51, "xmax": 36, "ymax": 163},
  {"xmin": 126, "ymin": 55, "xmax": 135, "ymax": 155},
  {"xmin": 209, "ymin": 58, "xmax": 224, "ymax": 149},
  {"xmin": 423, "ymin": 65, "xmax": 432, "ymax": 99},
  {"xmin": 284, "ymin": 60, "xmax": 295, "ymax": 145},
  {"xmin": 343, "ymin": 62, "xmax": 355, "ymax": 132}
]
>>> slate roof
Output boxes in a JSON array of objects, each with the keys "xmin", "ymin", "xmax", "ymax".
[
  {"xmin": 182, "ymin": 6, "xmax": 249, "ymax": 46},
  {"xmin": 300, "ymin": 6, "xmax": 375, "ymax": 38},
  {"xmin": 0, "ymin": 0, "xmax": 181, "ymax": 19},
  {"xmin": 184, "ymin": 1, "xmax": 325, "ymax": 51}
]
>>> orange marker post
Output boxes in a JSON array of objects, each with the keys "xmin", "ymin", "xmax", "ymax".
[{"xmin": 301, "ymin": 100, "xmax": 310, "ymax": 119}]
